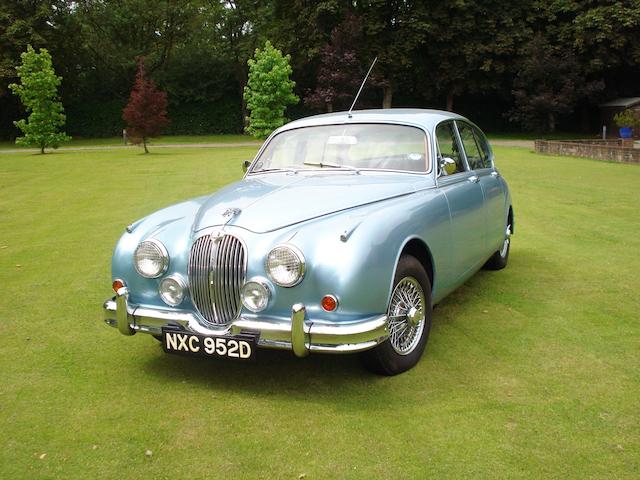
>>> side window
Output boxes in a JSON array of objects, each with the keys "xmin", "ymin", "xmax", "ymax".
[
  {"xmin": 472, "ymin": 126, "xmax": 492, "ymax": 169},
  {"xmin": 435, "ymin": 122, "xmax": 465, "ymax": 175},
  {"xmin": 457, "ymin": 122, "xmax": 484, "ymax": 170}
]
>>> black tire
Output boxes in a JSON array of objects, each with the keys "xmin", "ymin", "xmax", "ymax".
[
  {"xmin": 483, "ymin": 221, "xmax": 512, "ymax": 271},
  {"xmin": 361, "ymin": 255, "xmax": 432, "ymax": 376}
]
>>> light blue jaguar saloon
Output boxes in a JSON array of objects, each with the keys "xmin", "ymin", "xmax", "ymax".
[{"xmin": 104, "ymin": 109, "xmax": 513, "ymax": 375}]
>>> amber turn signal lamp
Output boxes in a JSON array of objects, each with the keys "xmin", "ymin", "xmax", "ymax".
[
  {"xmin": 112, "ymin": 279, "xmax": 125, "ymax": 292},
  {"xmin": 321, "ymin": 295, "xmax": 338, "ymax": 312}
]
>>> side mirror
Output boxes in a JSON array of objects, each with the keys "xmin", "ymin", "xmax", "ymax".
[
  {"xmin": 242, "ymin": 160, "xmax": 251, "ymax": 173},
  {"xmin": 439, "ymin": 157, "xmax": 457, "ymax": 176}
]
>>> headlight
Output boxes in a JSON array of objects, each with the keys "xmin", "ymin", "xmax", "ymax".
[
  {"xmin": 265, "ymin": 245, "xmax": 305, "ymax": 287},
  {"xmin": 241, "ymin": 280, "xmax": 271, "ymax": 312},
  {"xmin": 133, "ymin": 239, "xmax": 169, "ymax": 278},
  {"xmin": 159, "ymin": 275, "xmax": 186, "ymax": 306}
]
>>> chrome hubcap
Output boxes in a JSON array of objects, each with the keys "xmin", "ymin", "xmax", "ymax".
[
  {"xmin": 387, "ymin": 277, "xmax": 426, "ymax": 355},
  {"xmin": 500, "ymin": 225, "xmax": 512, "ymax": 258}
]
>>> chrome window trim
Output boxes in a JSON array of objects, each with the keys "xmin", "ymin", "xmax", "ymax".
[
  {"xmin": 471, "ymin": 124, "xmax": 494, "ymax": 169},
  {"xmin": 452, "ymin": 120, "xmax": 472, "ymax": 172},
  {"xmin": 455, "ymin": 120, "xmax": 490, "ymax": 171},
  {"xmin": 246, "ymin": 121, "xmax": 433, "ymax": 176},
  {"xmin": 434, "ymin": 119, "xmax": 469, "ymax": 180}
]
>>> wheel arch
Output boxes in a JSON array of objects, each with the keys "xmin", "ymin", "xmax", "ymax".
[
  {"xmin": 508, "ymin": 205, "xmax": 514, "ymax": 234},
  {"xmin": 398, "ymin": 237, "xmax": 435, "ymax": 294}
]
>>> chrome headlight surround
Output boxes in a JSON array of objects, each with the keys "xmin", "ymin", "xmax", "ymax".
[
  {"xmin": 265, "ymin": 244, "xmax": 306, "ymax": 287},
  {"xmin": 240, "ymin": 278, "xmax": 272, "ymax": 312},
  {"xmin": 133, "ymin": 239, "xmax": 169, "ymax": 278},
  {"xmin": 159, "ymin": 275, "xmax": 187, "ymax": 306}
]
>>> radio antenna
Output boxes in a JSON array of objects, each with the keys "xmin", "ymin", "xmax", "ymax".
[{"xmin": 348, "ymin": 56, "xmax": 378, "ymax": 118}]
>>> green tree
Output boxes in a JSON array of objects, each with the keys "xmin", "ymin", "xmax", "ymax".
[
  {"xmin": 357, "ymin": 0, "xmax": 429, "ymax": 108},
  {"xmin": 9, "ymin": 45, "xmax": 70, "ymax": 153},
  {"xmin": 509, "ymin": 34, "xmax": 603, "ymax": 132},
  {"xmin": 243, "ymin": 40, "xmax": 298, "ymax": 139},
  {"xmin": 414, "ymin": 0, "xmax": 533, "ymax": 111}
]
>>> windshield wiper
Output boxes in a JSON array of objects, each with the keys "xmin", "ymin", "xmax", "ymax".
[
  {"xmin": 253, "ymin": 167, "xmax": 299, "ymax": 174},
  {"xmin": 302, "ymin": 161, "xmax": 360, "ymax": 174}
]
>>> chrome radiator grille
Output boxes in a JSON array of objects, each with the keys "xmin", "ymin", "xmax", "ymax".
[{"xmin": 188, "ymin": 234, "xmax": 246, "ymax": 325}]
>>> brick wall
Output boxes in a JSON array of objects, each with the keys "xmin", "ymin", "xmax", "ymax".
[{"xmin": 534, "ymin": 140, "xmax": 640, "ymax": 164}]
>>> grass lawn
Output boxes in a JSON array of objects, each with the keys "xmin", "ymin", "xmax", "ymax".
[
  {"xmin": 0, "ymin": 145, "xmax": 638, "ymax": 479},
  {"xmin": 0, "ymin": 131, "xmax": 592, "ymax": 150},
  {"xmin": 487, "ymin": 132, "xmax": 593, "ymax": 141},
  {"xmin": 0, "ymin": 134, "xmax": 259, "ymax": 150}
]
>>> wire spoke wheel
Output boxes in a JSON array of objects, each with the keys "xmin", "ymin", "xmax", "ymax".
[
  {"xmin": 387, "ymin": 276, "xmax": 426, "ymax": 355},
  {"xmin": 361, "ymin": 255, "xmax": 432, "ymax": 375}
]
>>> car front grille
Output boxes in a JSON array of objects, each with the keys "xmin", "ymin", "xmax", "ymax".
[{"xmin": 188, "ymin": 233, "xmax": 246, "ymax": 325}]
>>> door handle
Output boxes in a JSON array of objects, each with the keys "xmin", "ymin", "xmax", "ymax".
[{"xmin": 468, "ymin": 175, "xmax": 480, "ymax": 183}]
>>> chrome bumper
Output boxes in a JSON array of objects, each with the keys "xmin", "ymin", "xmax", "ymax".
[{"xmin": 103, "ymin": 287, "xmax": 388, "ymax": 356}]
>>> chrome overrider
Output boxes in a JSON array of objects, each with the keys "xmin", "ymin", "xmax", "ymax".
[{"xmin": 103, "ymin": 287, "xmax": 389, "ymax": 356}]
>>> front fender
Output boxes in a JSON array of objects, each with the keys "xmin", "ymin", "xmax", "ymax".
[
  {"xmin": 261, "ymin": 188, "xmax": 452, "ymax": 321},
  {"xmin": 111, "ymin": 197, "xmax": 206, "ymax": 308}
]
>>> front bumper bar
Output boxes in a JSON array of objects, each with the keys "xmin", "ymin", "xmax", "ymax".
[{"xmin": 103, "ymin": 287, "xmax": 388, "ymax": 356}]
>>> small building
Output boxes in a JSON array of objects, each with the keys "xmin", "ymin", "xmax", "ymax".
[{"xmin": 599, "ymin": 97, "xmax": 640, "ymax": 138}]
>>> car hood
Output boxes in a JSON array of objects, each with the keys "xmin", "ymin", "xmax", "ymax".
[{"xmin": 192, "ymin": 172, "xmax": 421, "ymax": 233}]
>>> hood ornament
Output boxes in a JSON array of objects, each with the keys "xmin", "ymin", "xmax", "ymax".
[
  {"xmin": 212, "ymin": 208, "xmax": 242, "ymax": 241},
  {"xmin": 223, "ymin": 207, "xmax": 242, "ymax": 218}
]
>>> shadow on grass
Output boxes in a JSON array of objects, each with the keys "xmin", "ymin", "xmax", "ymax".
[
  {"xmin": 139, "ymin": 343, "xmax": 393, "ymax": 404},
  {"xmin": 138, "ymin": 246, "xmax": 546, "ymax": 400}
]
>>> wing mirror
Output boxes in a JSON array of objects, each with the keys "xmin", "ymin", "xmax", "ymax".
[
  {"xmin": 242, "ymin": 160, "xmax": 251, "ymax": 173},
  {"xmin": 439, "ymin": 157, "xmax": 457, "ymax": 176}
]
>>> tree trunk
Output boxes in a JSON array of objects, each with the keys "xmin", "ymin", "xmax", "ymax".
[
  {"xmin": 382, "ymin": 86, "xmax": 393, "ymax": 109},
  {"xmin": 446, "ymin": 91, "xmax": 454, "ymax": 111},
  {"xmin": 547, "ymin": 112, "xmax": 556, "ymax": 132},
  {"xmin": 234, "ymin": 56, "xmax": 248, "ymax": 129},
  {"xmin": 327, "ymin": 102, "xmax": 333, "ymax": 113},
  {"xmin": 40, "ymin": 143, "xmax": 45, "ymax": 154},
  {"xmin": 143, "ymin": 137, "xmax": 149, "ymax": 154},
  {"xmin": 239, "ymin": 76, "xmax": 248, "ymax": 128}
]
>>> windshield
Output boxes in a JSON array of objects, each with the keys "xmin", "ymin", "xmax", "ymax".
[{"xmin": 250, "ymin": 124, "xmax": 429, "ymax": 173}]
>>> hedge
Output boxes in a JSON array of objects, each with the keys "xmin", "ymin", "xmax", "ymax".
[{"xmin": 64, "ymin": 96, "xmax": 243, "ymax": 138}]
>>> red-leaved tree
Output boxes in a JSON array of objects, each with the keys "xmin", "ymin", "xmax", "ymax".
[
  {"xmin": 305, "ymin": 14, "xmax": 389, "ymax": 112},
  {"xmin": 304, "ymin": 15, "xmax": 365, "ymax": 113},
  {"xmin": 122, "ymin": 58, "xmax": 169, "ymax": 153}
]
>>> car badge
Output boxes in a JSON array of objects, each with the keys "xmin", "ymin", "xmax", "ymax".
[
  {"xmin": 223, "ymin": 207, "xmax": 241, "ymax": 218},
  {"xmin": 212, "ymin": 208, "xmax": 242, "ymax": 241}
]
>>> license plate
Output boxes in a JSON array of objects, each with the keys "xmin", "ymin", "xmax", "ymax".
[{"xmin": 162, "ymin": 329, "xmax": 256, "ymax": 361}]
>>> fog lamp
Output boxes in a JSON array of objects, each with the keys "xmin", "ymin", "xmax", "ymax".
[
  {"xmin": 159, "ymin": 276, "xmax": 186, "ymax": 306},
  {"xmin": 241, "ymin": 280, "xmax": 271, "ymax": 312}
]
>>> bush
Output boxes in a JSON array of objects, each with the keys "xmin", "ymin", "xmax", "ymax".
[
  {"xmin": 165, "ymin": 98, "xmax": 243, "ymax": 135},
  {"xmin": 65, "ymin": 97, "xmax": 243, "ymax": 138},
  {"xmin": 66, "ymin": 98, "xmax": 126, "ymax": 138},
  {"xmin": 613, "ymin": 109, "xmax": 640, "ymax": 128}
]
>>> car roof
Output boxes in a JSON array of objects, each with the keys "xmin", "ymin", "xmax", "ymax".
[{"xmin": 279, "ymin": 108, "xmax": 467, "ymax": 132}]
